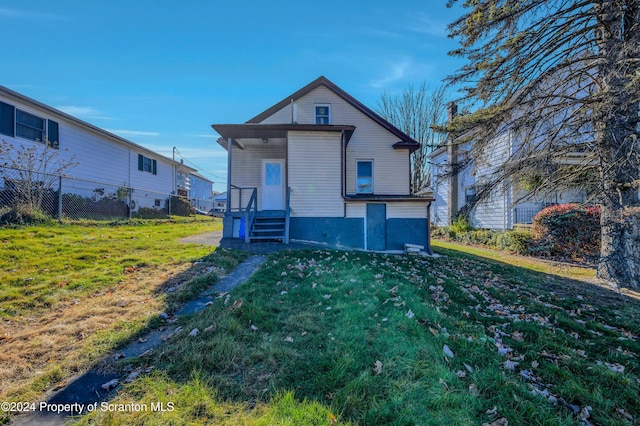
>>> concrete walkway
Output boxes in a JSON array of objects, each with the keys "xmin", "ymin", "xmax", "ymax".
[{"xmin": 12, "ymin": 255, "xmax": 266, "ymax": 426}]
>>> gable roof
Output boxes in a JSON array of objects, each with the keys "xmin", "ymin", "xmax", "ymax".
[
  {"xmin": 0, "ymin": 85, "xmax": 192, "ymax": 170},
  {"xmin": 246, "ymin": 76, "xmax": 420, "ymax": 150}
]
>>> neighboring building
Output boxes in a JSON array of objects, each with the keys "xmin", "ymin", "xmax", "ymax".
[
  {"xmin": 189, "ymin": 172, "xmax": 214, "ymax": 210},
  {"xmin": 430, "ymin": 105, "xmax": 585, "ymax": 230},
  {"xmin": 212, "ymin": 76, "xmax": 433, "ymax": 251},
  {"xmin": 0, "ymin": 85, "xmax": 194, "ymax": 212},
  {"xmin": 212, "ymin": 192, "xmax": 227, "ymax": 213}
]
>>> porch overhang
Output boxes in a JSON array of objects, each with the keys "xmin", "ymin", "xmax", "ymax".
[{"xmin": 212, "ymin": 123, "xmax": 356, "ymax": 150}]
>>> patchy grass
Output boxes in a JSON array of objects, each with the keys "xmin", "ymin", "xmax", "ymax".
[
  {"xmin": 78, "ymin": 248, "xmax": 639, "ymax": 425},
  {"xmin": 0, "ymin": 219, "xmax": 248, "ymax": 420},
  {"xmin": 432, "ymin": 239, "xmax": 597, "ymax": 283}
]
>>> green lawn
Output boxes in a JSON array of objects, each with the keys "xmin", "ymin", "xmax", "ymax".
[
  {"xmin": 0, "ymin": 218, "xmax": 219, "ymax": 318},
  {"xmin": 77, "ymin": 245, "xmax": 640, "ymax": 425},
  {"xmin": 0, "ymin": 219, "xmax": 249, "ymax": 421}
]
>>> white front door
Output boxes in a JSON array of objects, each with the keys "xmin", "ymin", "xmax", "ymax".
[{"xmin": 261, "ymin": 159, "xmax": 285, "ymax": 210}]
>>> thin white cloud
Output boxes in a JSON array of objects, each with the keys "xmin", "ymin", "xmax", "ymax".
[
  {"xmin": 192, "ymin": 133, "xmax": 218, "ymax": 139},
  {"xmin": 0, "ymin": 7, "xmax": 65, "ymax": 21},
  {"xmin": 106, "ymin": 129, "xmax": 160, "ymax": 137},
  {"xmin": 408, "ymin": 14, "xmax": 449, "ymax": 38},
  {"xmin": 56, "ymin": 105, "xmax": 112, "ymax": 120},
  {"xmin": 369, "ymin": 60, "xmax": 411, "ymax": 89}
]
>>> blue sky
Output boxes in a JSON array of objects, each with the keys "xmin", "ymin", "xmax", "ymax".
[{"xmin": 1, "ymin": 0, "xmax": 465, "ymax": 192}]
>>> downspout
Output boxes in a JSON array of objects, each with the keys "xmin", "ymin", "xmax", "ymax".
[
  {"xmin": 426, "ymin": 202, "xmax": 433, "ymax": 255},
  {"xmin": 341, "ymin": 131, "xmax": 346, "ymax": 216},
  {"xmin": 226, "ymin": 137, "xmax": 232, "ymax": 213}
]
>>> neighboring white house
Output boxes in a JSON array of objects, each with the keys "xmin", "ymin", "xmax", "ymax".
[
  {"xmin": 189, "ymin": 172, "xmax": 214, "ymax": 211},
  {"xmin": 0, "ymin": 85, "xmax": 194, "ymax": 213},
  {"xmin": 429, "ymin": 107, "xmax": 586, "ymax": 230},
  {"xmin": 212, "ymin": 191, "xmax": 227, "ymax": 213},
  {"xmin": 213, "ymin": 76, "xmax": 434, "ymax": 251}
]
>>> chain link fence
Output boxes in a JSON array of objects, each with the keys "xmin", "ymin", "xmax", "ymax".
[{"xmin": 0, "ymin": 165, "xmax": 202, "ymax": 222}]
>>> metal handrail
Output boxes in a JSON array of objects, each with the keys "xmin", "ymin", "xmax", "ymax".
[
  {"xmin": 284, "ymin": 187, "xmax": 291, "ymax": 244},
  {"xmin": 228, "ymin": 186, "xmax": 257, "ymax": 212},
  {"xmin": 244, "ymin": 188, "xmax": 258, "ymax": 243}
]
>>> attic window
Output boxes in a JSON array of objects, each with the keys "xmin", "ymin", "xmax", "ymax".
[{"xmin": 315, "ymin": 104, "xmax": 331, "ymax": 124}]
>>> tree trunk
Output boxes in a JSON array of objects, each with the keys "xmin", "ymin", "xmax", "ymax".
[{"xmin": 593, "ymin": 0, "xmax": 640, "ymax": 289}]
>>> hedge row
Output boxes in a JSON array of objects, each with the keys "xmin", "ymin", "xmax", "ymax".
[{"xmin": 432, "ymin": 204, "xmax": 601, "ymax": 263}]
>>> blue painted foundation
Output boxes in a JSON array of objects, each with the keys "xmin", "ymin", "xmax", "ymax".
[
  {"xmin": 224, "ymin": 213, "xmax": 429, "ymax": 252},
  {"xmin": 289, "ymin": 217, "xmax": 364, "ymax": 248},
  {"xmin": 386, "ymin": 218, "xmax": 428, "ymax": 251}
]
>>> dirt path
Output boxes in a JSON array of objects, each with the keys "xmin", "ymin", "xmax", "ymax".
[
  {"xmin": 12, "ymin": 255, "xmax": 266, "ymax": 425},
  {"xmin": 178, "ymin": 230, "xmax": 222, "ymax": 246}
]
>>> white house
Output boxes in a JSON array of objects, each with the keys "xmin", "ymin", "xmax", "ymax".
[
  {"xmin": 0, "ymin": 85, "xmax": 194, "ymax": 214},
  {"xmin": 213, "ymin": 76, "xmax": 434, "ymax": 251},
  {"xmin": 429, "ymin": 105, "xmax": 586, "ymax": 230},
  {"xmin": 189, "ymin": 171, "xmax": 214, "ymax": 211}
]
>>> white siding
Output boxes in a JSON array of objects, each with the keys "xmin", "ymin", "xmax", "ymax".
[
  {"xmin": 229, "ymin": 143, "xmax": 286, "ymax": 210},
  {"xmin": 430, "ymin": 151, "xmax": 449, "ymax": 226},
  {"xmin": 346, "ymin": 202, "xmax": 366, "ymax": 218},
  {"xmin": 387, "ymin": 202, "xmax": 427, "ymax": 219},
  {"xmin": 288, "ymin": 131, "xmax": 342, "ymax": 217},
  {"xmin": 259, "ymin": 86, "xmax": 411, "ymax": 196},
  {"xmin": 0, "ymin": 92, "xmax": 179, "ymax": 211}
]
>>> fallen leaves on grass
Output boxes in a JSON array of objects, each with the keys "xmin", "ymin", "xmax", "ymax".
[
  {"xmin": 373, "ymin": 360, "xmax": 383, "ymax": 375},
  {"xmin": 443, "ymin": 345, "xmax": 455, "ymax": 359}
]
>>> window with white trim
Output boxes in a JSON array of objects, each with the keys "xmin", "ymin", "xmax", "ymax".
[
  {"xmin": 315, "ymin": 104, "xmax": 331, "ymax": 124},
  {"xmin": 137, "ymin": 154, "xmax": 157, "ymax": 175},
  {"xmin": 356, "ymin": 160, "xmax": 373, "ymax": 194},
  {"xmin": 465, "ymin": 186, "xmax": 477, "ymax": 203},
  {"xmin": 0, "ymin": 101, "xmax": 59, "ymax": 148}
]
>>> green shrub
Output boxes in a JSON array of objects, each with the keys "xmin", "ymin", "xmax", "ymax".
[
  {"xmin": 496, "ymin": 231, "xmax": 533, "ymax": 254},
  {"xmin": 450, "ymin": 214, "xmax": 473, "ymax": 233},
  {"xmin": 430, "ymin": 225, "xmax": 449, "ymax": 240},
  {"xmin": 469, "ymin": 229, "xmax": 499, "ymax": 246},
  {"xmin": 137, "ymin": 207, "xmax": 168, "ymax": 219},
  {"xmin": 167, "ymin": 197, "xmax": 195, "ymax": 216},
  {"xmin": 531, "ymin": 203, "xmax": 600, "ymax": 262},
  {"xmin": 0, "ymin": 205, "xmax": 53, "ymax": 225}
]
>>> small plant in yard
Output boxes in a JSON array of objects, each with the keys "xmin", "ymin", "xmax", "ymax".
[
  {"xmin": 496, "ymin": 230, "xmax": 533, "ymax": 254},
  {"xmin": 76, "ymin": 247, "xmax": 639, "ymax": 425},
  {"xmin": 0, "ymin": 139, "xmax": 77, "ymax": 224}
]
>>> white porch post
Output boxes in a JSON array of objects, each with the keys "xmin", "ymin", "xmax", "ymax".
[{"xmin": 226, "ymin": 137, "xmax": 232, "ymax": 213}]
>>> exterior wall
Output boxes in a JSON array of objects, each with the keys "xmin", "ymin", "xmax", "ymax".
[
  {"xmin": 0, "ymin": 91, "xmax": 178, "ymax": 212},
  {"xmin": 259, "ymin": 86, "xmax": 411, "ymax": 196},
  {"xmin": 345, "ymin": 202, "xmax": 365, "ymax": 218},
  {"xmin": 430, "ymin": 150, "xmax": 450, "ymax": 226},
  {"xmin": 189, "ymin": 174, "xmax": 213, "ymax": 210},
  {"xmin": 288, "ymin": 131, "xmax": 343, "ymax": 217},
  {"xmin": 229, "ymin": 143, "xmax": 286, "ymax": 210},
  {"xmin": 290, "ymin": 217, "xmax": 364, "ymax": 248},
  {"xmin": 387, "ymin": 218, "xmax": 428, "ymax": 250}
]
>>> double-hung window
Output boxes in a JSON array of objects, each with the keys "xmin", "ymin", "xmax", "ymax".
[
  {"xmin": 465, "ymin": 186, "xmax": 477, "ymax": 203},
  {"xmin": 0, "ymin": 101, "xmax": 59, "ymax": 148},
  {"xmin": 315, "ymin": 104, "xmax": 331, "ymax": 124},
  {"xmin": 138, "ymin": 154, "xmax": 157, "ymax": 175},
  {"xmin": 16, "ymin": 109, "xmax": 45, "ymax": 142},
  {"xmin": 356, "ymin": 160, "xmax": 373, "ymax": 194}
]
